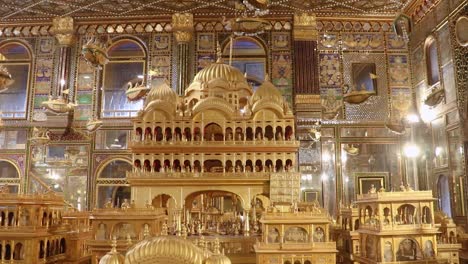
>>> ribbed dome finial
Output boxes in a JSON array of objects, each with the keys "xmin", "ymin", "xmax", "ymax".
[
  {"xmin": 98, "ymin": 236, "xmax": 125, "ymax": 264},
  {"xmin": 110, "ymin": 236, "xmax": 118, "ymax": 253}
]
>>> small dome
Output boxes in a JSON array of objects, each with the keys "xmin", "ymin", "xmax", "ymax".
[
  {"xmin": 205, "ymin": 238, "xmax": 231, "ymax": 264},
  {"xmin": 99, "ymin": 253, "xmax": 124, "ymax": 264},
  {"xmin": 251, "ymin": 75, "xmax": 283, "ymax": 104},
  {"xmin": 99, "ymin": 240, "xmax": 124, "ymax": 264},
  {"xmin": 206, "ymin": 254, "xmax": 231, "ymax": 264},
  {"xmin": 145, "ymin": 80, "xmax": 178, "ymax": 106}
]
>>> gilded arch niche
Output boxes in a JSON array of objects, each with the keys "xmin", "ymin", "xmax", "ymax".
[
  {"xmin": 0, "ymin": 159, "xmax": 21, "ymax": 193},
  {"xmin": 95, "ymin": 158, "xmax": 132, "ymax": 208}
]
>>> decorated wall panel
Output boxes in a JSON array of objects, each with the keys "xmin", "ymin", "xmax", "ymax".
[
  {"xmin": 343, "ymin": 53, "xmax": 389, "ymax": 121},
  {"xmin": 317, "ymin": 29, "xmax": 411, "ymax": 121}
]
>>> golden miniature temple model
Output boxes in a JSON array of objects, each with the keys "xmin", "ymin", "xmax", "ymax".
[
  {"xmin": 0, "ymin": 191, "xmax": 91, "ymax": 263},
  {"xmin": 0, "ymin": 0, "xmax": 467, "ymax": 263},
  {"xmin": 334, "ymin": 189, "xmax": 462, "ymax": 264}
]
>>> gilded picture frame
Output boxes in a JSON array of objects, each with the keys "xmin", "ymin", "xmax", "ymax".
[
  {"xmin": 197, "ymin": 33, "xmax": 215, "ymax": 52},
  {"xmin": 303, "ymin": 189, "xmax": 320, "ymax": 203},
  {"xmin": 351, "ymin": 62, "xmax": 378, "ymax": 93},
  {"xmin": 355, "ymin": 172, "xmax": 387, "ymax": 195},
  {"xmin": 272, "ymin": 32, "xmax": 290, "ymax": 50}
]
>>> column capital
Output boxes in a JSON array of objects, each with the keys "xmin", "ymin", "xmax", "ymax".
[
  {"xmin": 172, "ymin": 13, "xmax": 194, "ymax": 43},
  {"xmin": 51, "ymin": 16, "xmax": 75, "ymax": 46},
  {"xmin": 293, "ymin": 13, "xmax": 318, "ymax": 41}
]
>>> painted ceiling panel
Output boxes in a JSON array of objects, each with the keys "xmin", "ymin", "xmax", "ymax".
[{"xmin": 0, "ymin": 0, "xmax": 410, "ymax": 21}]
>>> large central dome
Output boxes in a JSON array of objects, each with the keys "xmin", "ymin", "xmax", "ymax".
[
  {"xmin": 192, "ymin": 60, "xmax": 248, "ymax": 85},
  {"xmin": 184, "ymin": 54, "xmax": 253, "ymax": 111}
]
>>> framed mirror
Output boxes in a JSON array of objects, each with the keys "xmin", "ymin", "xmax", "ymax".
[{"xmin": 351, "ymin": 63, "xmax": 377, "ymax": 93}]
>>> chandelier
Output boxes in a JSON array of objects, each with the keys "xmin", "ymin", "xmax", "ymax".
[
  {"xmin": 81, "ymin": 34, "xmax": 110, "ymax": 69},
  {"xmin": 226, "ymin": 0, "xmax": 271, "ymax": 37},
  {"xmin": 81, "ymin": 34, "xmax": 111, "ymax": 133}
]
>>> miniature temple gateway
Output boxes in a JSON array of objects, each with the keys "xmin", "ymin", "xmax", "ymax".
[{"xmin": 255, "ymin": 203, "xmax": 337, "ymax": 264}]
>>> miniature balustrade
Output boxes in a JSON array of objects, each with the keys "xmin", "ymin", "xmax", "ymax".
[{"xmin": 131, "ymin": 131, "xmax": 296, "ymax": 145}]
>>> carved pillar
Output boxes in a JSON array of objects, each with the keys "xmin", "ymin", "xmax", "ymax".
[
  {"xmin": 51, "ymin": 16, "xmax": 75, "ymax": 98},
  {"xmin": 244, "ymin": 208, "xmax": 250, "ymax": 236},
  {"xmin": 172, "ymin": 13, "xmax": 194, "ymax": 95},
  {"xmin": 293, "ymin": 13, "xmax": 319, "ymax": 95}
]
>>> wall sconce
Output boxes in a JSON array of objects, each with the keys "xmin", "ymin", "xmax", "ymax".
[
  {"xmin": 30, "ymin": 127, "xmax": 51, "ymax": 145},
  {"xmin": 343, "ymin": 144, "xmax": 359, "ymax": 156},
  {"xmin": 423, "ymin": 86, "xmax": 445, "ymax": 107}
]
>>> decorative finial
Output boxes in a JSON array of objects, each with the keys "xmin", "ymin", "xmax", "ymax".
[
  {"xmin": 198, "ymin": 236, "xmax": 206, "ymax": 250},
  {"xmin": 264, "ymin": 74, "xmax": 270, "ymax": 82},
  {"xmin": 126, "ymin": 234, "xmax": 132, "ymax": 245},
  {"xmin": 110, "ymin": 236, "xmax": 118, "ymax": 253},
  {"xmin": 213, "ymin": 238, "xmax": 221, "ymax": 254},
  {"xmin": 216, "ymin": 42, "xmax": 223, "ymax": 63},
  {"xmin": 143, "ymin": 224, "xmax": 150, "ymax": 238},
  {"xmin": 161, "ymin": 222, "xmax": 168, "ymax": 236}
]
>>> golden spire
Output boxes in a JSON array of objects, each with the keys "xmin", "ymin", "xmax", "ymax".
[
  {"xmin": 110, "ymin": 236, "xmax": 118, "ymax": 253},
  {"xmin": 216, "ymin": 42, "xmax": 223, "ymax": 63}
]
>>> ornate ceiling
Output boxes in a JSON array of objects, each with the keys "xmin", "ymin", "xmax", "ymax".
[{"xmin": 0, "ymin": 0, "xmax": 410, "ymax": 22}]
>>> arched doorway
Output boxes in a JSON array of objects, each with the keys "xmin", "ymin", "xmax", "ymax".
[{"xmin": 184, "ymin": 190, "xmax": 244, "ymax": 235}]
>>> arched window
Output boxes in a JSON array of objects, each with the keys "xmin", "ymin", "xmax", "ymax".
[
  {"xmin": 0, "ymin": 160, "xmax": 20, "ymax": 193},
  {"xmin": 425, "ymin": 36, "xmax": 440, "ymax": 86},
  {"xmin": 223, "ymin": 37, "xmax": 266, "ymax": 89},
  {"xmin": 96, "ymin": 159, "xmax": 132, "ymax": 208},
  {"xmin": 0, "ymin": 41, "xmax": 31, "ymax": 119},
  {"xmin": 102, "ymin": 38, "xmax": 146, "ymax": 118}
]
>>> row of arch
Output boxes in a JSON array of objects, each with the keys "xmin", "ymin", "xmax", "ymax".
[
  {"xmin": 0, "ymin": 208, "xmax": 62, "ymax": 227},
  {"xmin": 135, "ymin": 124, "xmax": 294, "ymax": 142},
  {"xmin": 134, "ymin": 159, "xmax": 294, "ymax": 173},
  {"xmin": 96, "ymin": 222, "xmax": 152, "ymax": 241},
  {"xmin": 284, "ymin": 261, "xmax": 312, "ymax": 264},
  {"xmin": 359, "ymin": 204, "xmax": 433, "ymax": 226},
  {"xmin": 39, "ymin": 238, "xmax": 66, "ymax": 259},
  {"xmin": 0, "ymin": 242, "xmax": 24, "ymax": 260}
]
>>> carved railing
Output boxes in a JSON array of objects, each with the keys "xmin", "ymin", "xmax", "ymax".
[{"xmin": 130, "ymin": 138, "xmax": 300, "ymax": 147}]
